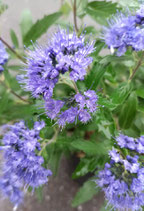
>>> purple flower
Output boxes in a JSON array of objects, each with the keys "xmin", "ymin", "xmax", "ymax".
[
  {"xmin": 116, "ymin": 134, "xmax": 136, "ymax": 150},
  {"xmin": 96, "ymin": 133, "xmax": 144, "ymax": 210},
  {"xmin": 116, "ymin": 134, "xmax": 126, "ymax": 148},
  {"xmin": 102, "ymin": 7, "xmax": 144, "ymax": 56},
  {"xmin": 45, "ymin": 98, "xmax": 65, "ymax": 120},
  {"xmin": 0, "ymin": 121, "xmax": 52, "ymax": 207},
  {"xmin": 78, "ymin": 109, "xmax": 91, "ymax": 123},
  {"xmin": 0, "ymin": 41, "xmax": 8, "ymax": 72},
  {"xmin": 58, "ymin": 106, "xmax": 78, "ymax": 127},
  {"xmin": 45, "ymin": 90, "xmax": 98, "ymax": 127},
  {"xmin": 0, "ymin": 168, "xmax": 23, "ymax": 208},
  {"xmin": 18, "ymin": 28, "xmax": 94, "ymax": 98},
  {"xmin": 109, "ymin": 149, "xmax": 121, "ymax": 163},
  {"xmin": 96, "ymin": 152, "xmax": 144, "ymax": 210},
  {"xmin": 136, "ymin": 5, "xmax": 144, "ymax": 24}
]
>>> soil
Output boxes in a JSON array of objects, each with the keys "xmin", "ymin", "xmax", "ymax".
[{"xmin": 0, "ymin": 156, "xmax": 104, "ymax": 211}]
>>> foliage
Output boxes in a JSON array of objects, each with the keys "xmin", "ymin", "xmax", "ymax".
[{"xmin": 0, "ymin": 0, "xmax": 144, "ymax": 210}]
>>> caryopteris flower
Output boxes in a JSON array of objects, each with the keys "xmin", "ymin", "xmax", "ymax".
[
  {"xmin": 136, "ymin": 4, "xmax": 144, "ymax": 24},
  {"xmin": 102, "ymin": 6, "xmax": 144, "ymax": 56},
  {"xmin": 0, "ymin": 40, "xmax": 8, "ymax": 72},
  {"xmin": 96, "ymin": 134, "xmax": 144, "ymax": 210},
  {"xmin": 18, "ymin": 28, "xmax": 94, "ymax": 98},
  {"xmin": 45, "ymin": 90, "xmax": 98, "ymax": 128},
  {"xmin": 0, "ymin": 121, "xmax": 52, "ymax": 208}
]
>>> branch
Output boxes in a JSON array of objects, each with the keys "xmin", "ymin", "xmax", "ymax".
[
  {"xmin": 0, "ymin": 37, "xmax": 26, "ymax": 63},
  {"xmin": 0, "ymin": 81, "xmax": 31, "ymax": 104},
  {"xmin": 129, "ymin": 51, "xmax": 144, "ymax": 80},
  {"xmin": 72, "ymin": 80, "xmax": 79, "ymax": 93},
  {"xmin": 73, "ymin": 0, "xmax": 79, "ymax": 32},
  {"xmin": 40, "ymin": 128, "xmax": 60, "ymax": 154}
]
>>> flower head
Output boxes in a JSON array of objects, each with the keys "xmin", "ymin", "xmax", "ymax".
[
  {"xmin": 136, "ymin": 4, "xmax": 144, "ymax": 24},
  {"xmin": 102, "ymin": 7, "xmax": 144, "ymax": 56},
  {"xmin": 0, "ymin": 41, "xmax": 8, "ymax": 72},
  {"xmin": 0, "ymin": 121, "xmax": 52, "ymax": 207},
  {"xmin": 45, "ymin": 90, "xmax": 98, "ymax": 127},
  {"xmin": 96, "ymin": 151, "xmax": 144, "ymax": 210},
  {"xmin": 18, "ymin": 28, "xmax": 94, "ymax": 98},
  {"xmin": 96, "ymin": 134, "xmax": 144, "ymax": 210},
  {"xmin": 116, "ymin": 134, "xmax": 144, "ymax": 153}
]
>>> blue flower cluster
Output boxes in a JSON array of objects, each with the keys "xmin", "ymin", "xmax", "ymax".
[
  {"xmin": 116, "ymin": 134, "xmax": 144, "ymax": 153},
  {"xmin": 96, "ymin": 134, "xmax": 144, "ymax": 210},
  {"xmin": 18, "ymin": 28, "xmax": 94, "ymax": 99},
  {"xmin": 0, "ymin": 40, "xmax": 8, "ymax": 72},
  {"xmin": 103, "ymin": 5, "xmax": 144, "ymax": 56},
  {"xmin": 45, "ymin": 90, "xmax": 98, "ymax": 128},
  {"xmin": 0, "ymin": 121, "xmax": 52, "ymax": 208}
]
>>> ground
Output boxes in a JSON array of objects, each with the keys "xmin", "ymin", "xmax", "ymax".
[{"xmin": 0, "ymin": 156, "xmax": 104, "ymax": 211}]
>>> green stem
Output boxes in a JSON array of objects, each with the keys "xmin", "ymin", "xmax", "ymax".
[
  {"xmin": 72, "ymin": 80, "xmax": 79, "ymax": 93},
  {"xmin": 0, "ymin": 37, "xmax": 26, "ymax": 63},
  {"xmin": 73, "ymin": 0, "xmax": 79, "ymax": 32},
  {"xmin": 0, "ymin": 80, "xmax": 31, "ymax": 104},
  {"xmin": 40, "ymin": 128, "xmax": 60, "ymax": 154},
  {"xmin": 129, "ymin": 51, "xmax": 144, "ymax": 81}
]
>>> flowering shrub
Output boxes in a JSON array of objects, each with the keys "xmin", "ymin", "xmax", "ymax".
[{"xmin": 0, "ymin": 0, "xmax": 144, "ymax": 210}]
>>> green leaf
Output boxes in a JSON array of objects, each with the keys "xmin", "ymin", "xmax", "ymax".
[
  {"xmin": 35, "ymin": 187, "xmax": 43, "ymax": 202},
  {"xmin": 10, "ymin": 29, "xmax": 19, "ymax": 48},
  {"xmin": 0, "ymin": 0, "xmax": 8, "ymax": 16},
  {"xmin": 111, "ymin": 82, "xmax": 132, "ymax": 105},
  {"xmin": 44, "ymin": 143, "xmax": 62, "ymax": 176},
  {"xmin": 99, "ymin": 55, "xmax": 133, "ymax": 65},
  {"xmin": 72, "ymin": 180, "xmax": 99, "ymax": 207},
  {"xmin": 60, "ymin": 1, "xmax": 71, "ymax": 16},
  {"xmin": 136, "ymin": 88, "xmax": 144, "ymax": 99},
  {"xmin": 72, "ymin": 158, "xmax": 98, "ymax": 179},
  {"xmin": 77, "ymin": 0, "xmax": 88, "ymax": 18},
  {"xmin": 119, "ymin": 92, "xmax": 138, "ymax": 129},
  {"xmin": 7, "ymin": 65, "xmax": 23, "ymax": 71},
  {"xmin": 20, "ymin": 9, "xmax": 33, "ymax": 39},
  {"xmin": 4, "ymin": 69, "xmax": 20, "ymax": 91},
  {"xmin": 85, "ymin": 63, "xmax": 109, "ymax": 90},
  {"xmin": 118, "ymin": 0, "xmax": 139, "ymax": 8},
  {"xmin": 86, "ymin": 1, "xmax": 119, "ymax": 24},
  {"xmin": 84, "ymin": 26, "xmax": 97, "ymax": 35},
  {"xmin": 0, "ymin": 90, "xmax": 9, "ymax": 115},
  {"xmin": 23, "ymin": 12, "xmax": 62, "ymax": 46},
  {"xmin": 71, "ymin": 140, "xmax": 109, "ymax": 155},
  {"xmin": 91, "ymin": 40, "xmax": 105, "ymax": 57}
]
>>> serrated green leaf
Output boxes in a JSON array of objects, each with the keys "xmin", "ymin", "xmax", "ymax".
[
  {"xmin": 20, "ymin": 9, "xmax": 33, "ymax": 39},
  {"xmin": 88, "ymin": 1, "xmax": 118, "ymax": 12},
  {"xmin": 111, "ymin": 82, "xmax": 132, "ymax": 105},
  {"xmin": 86, "ymin": 1, "xmax": 119, "ymax": 24},
  {"xmin": 23, "ymin": 12, "xmax": 62, "ymax": 46},
  {"xmin": 72, "ymin": 180, "xmax": 99, "ymax": 207},
  {"xmin": 119, "ymin": 92, "xmax": 138, "ymax": 129},
  {"xmin": 85, "ymin": 63, "xmax": 109, "ymax": 90},
  {"xmin": 10, "ymin": 29, "xmax": 19, "ymax": 48}
]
